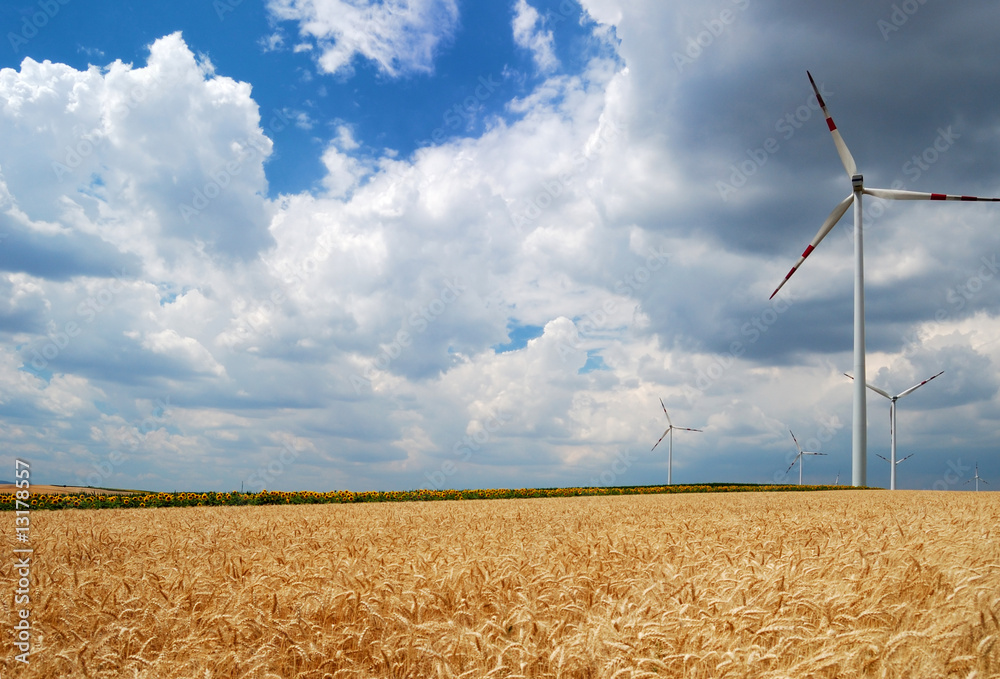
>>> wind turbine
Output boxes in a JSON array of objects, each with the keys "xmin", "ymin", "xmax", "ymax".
[
  {"xmin": 966, "ymin": 463, "xmax": 989, "ymax": 491},
  {"xmin": 785, "ymin": 430, "xmax": 827, "ymax": 485},
  {"xmin": 845, "ymin": 370, "xmax": 944, "ymax": 490},
  {"xmin": 651, "ymin": 399, "xmax": 702, "ymax": 485},
  {"xmin": 770, "ymin": 72, "xmax": 1000, "ymax": 488}
]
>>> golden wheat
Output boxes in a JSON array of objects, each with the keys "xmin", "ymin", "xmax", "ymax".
[{"xmin": 2, "ymin": 491, "xmax": 998, "ymax": 678}]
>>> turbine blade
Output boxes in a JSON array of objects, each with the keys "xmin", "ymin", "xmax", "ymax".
[
  {"xmin": 659, "ymin": 398, "xmax": 673, "ymax": 427},
  {"xmin": 896, "ymin": 370, "xmax": 945, "ymax": 399},
  {"xmin": 785, "ymin": 455, "xmax": 800, "ymax": 475},
  {"xmin": 898, "ymin": 454, "xmax": 914, "ymax": 463},
  {"xmin": 867, "ymin": 383, "xmax": 893, "ymax": 400},
  {"xmin": 770, "ymin": 194, "xmax": 854, "ymax": 299},
  {"xmin": 808, "ymin": 71, "xmax": 857, "ymax": 177},
  {"xmin": 651, "ymin": 429, "xmax": 668, "ymax": 452},
  {"xmin": 676, "ymin": 427, "xmax": 703, "ymax": 432},
  {"xmin": 982, "ymin": 479, "xmax": 989, "ymax": 485},
  {"xmin": 845, "ymin": 373, "xmax": 893, "ymax": 400},
  {"xmin": 876, "ymin": 453, "xmax": 888, "ymax": 462},
  {"xmin": 789, "ymin": 429, "xmax": 803, "ymax": 454},
  {"xmin": 864, "ymin": 187, "xmax": 1000, "ymax": 202}
]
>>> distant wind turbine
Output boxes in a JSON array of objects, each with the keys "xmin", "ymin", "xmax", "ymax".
[
  {"xmin": 651, "ymin": 399, "xmax": 702, "ymax": 485},
  {"xmin": 785, "ymin": 430, "xmax": 827, "ymax": 485},
  {"xmin": 845, "ymin": 370, "xmax": 943, "ymax": 490},
  {"xmin": 770, "ymin": 71, "xmax": 999, "ymax": 489},
  {"xmin": 966, "ymin": 463, "xmax": 989, "ymax": 492}
]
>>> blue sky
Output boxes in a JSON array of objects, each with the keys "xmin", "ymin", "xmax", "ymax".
[
  {"xmin": 1, "ymin": 0, "xmax": 600, "ymax": 195},
  {"xmin": 1, "ymin": 0, "xmax": 999, "ymax": 493}
]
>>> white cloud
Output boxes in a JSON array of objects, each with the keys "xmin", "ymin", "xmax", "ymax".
[
  {"xmin": 259, "ymin": 32, "xmax": 285, "ymax": 53},
  {"xmin": 512, "ymin": 0, "xmax": 559, "ymax": 73},
  {"xmin": 0, "ymin": 31, "xmax": 274, "ymax": 263},
  {"xmin": 266, "ymin": 0, "xmax": 460, "ymax": 77},
  {"xmin": 137, "ymin": 329, "xmax": 227, "ymax": 378}
]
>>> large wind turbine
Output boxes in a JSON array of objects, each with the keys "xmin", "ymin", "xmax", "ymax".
[
  {"xmin": 771, "ymin": 72, "xmax": 1000, "ymax": 488},
  {"xmin": 966, "ymin": 463, "xmax": 989, "ymax": 492},
  {"xmin": 651, "ymin": 399, "xmax": 702, "ymax": 485},
  {"xmin": 785, "ymin": 430, "xmax": 827, "ymax": 485},
  {"xmin": 845, "ymin": 370, "xmax": 944, "ymax": 490}
]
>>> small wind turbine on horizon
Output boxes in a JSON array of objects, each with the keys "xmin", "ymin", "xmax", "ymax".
[
  {"xmin": 651, "ymin": 399, "xmax": 702, "ymax": 485},
  {"xmin": 770, "ymin": 72, "xmax": 1000, "ymax": 489},
  {"xmin": 845, "ymin": 370, "xmax": 944, "ymax": 490},
  {"xmin": 785, "ymin": 430, "xmax": 827, "ymax": 485},
  {"xmin": 966, "ymin": 463, "xmax": 989, "ymax": 491}
]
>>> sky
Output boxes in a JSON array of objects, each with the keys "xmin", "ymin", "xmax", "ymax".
[{"xmin": 1, "ymin": 0, "xmax": 999, "ymax": 493}]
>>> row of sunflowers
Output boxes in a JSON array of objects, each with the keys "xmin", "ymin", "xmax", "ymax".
[{"xmin": 0, "ymin": 483, "xmax": 862, "ymax": 511}]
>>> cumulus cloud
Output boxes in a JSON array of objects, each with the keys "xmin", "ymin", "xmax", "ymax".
[
  {"xmin": 266, "ymin": 0, "xmax": 460, "ymax": 77},
  {"xmin": 0, "ymin": 33, "xmax": 273, "ymax": 458},
  {"xmin": 0, "ymin": 31, "xmax": 274, "ymax": 262},
  {"xmin": 512, "ymin": 0, "xmax": 559, "ymax": 73}
]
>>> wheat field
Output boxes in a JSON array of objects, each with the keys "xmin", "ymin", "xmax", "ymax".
[{"xmin": 3, "ymin": 491, "xmax": 999, "ymax": 678}]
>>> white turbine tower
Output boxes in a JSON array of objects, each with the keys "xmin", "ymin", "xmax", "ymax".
[
  {"xmin": 651, "ymin": 399, "xmax": 702, "ymax": 485},
  {"xmin": 845, "ymin": 370, "xmax": 944, "ymax": 490},
  {"xmin": 770, "ymin": 72, "xmax": 1000, "ymax": 488},
  {"xmin": 966, "ymin": 463, "xmax": 989, "ymax": 492},
  {"xmin": 785, "ymin": 430, "xmax": 827, "ymax": 486}
]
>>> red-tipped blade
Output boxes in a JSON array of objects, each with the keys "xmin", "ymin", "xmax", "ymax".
[
  {"xmin": 659, "ymin": 398, "xmax": 672, "ymax": 427},
  {"xmin": 789, "ymin": 429, "xmax": 803, "ymax": 454},
  {"xmin": 864, "ymin": 187, "xmax": 1000, "ymax": 202},
  {"xmin": 785, "ymin": 455, "xmax": 800, "ymax": 475},
  {"xmin": 651, "ymin": 428, "xmax": 669, "ymax": 452},
  {"xmin": 896, "ymin": 370, "xmax": 945, "ymax": 399},
  {"xmin": 808, "ymin": 71, "xmax": 857, "ymax": 177},
  {"xmin": 770, "ymin": 193, "xmax": 854, "ymax": 299}
]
